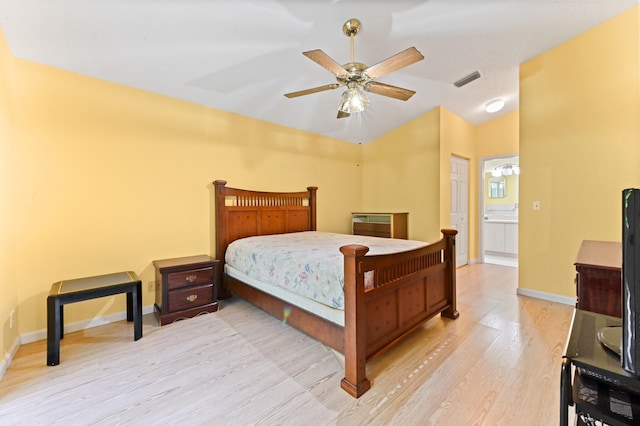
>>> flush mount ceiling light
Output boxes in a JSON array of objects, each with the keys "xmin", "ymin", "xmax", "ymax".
[{"xmin": 485, "ymin": 99, "xmax": 505, "ymax": 113}]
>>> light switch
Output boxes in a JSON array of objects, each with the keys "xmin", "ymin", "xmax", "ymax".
[{"xmin": 533, "ymin": 201, "xmax": 541, "ymax": 211}]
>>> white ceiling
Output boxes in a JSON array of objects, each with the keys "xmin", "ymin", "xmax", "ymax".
[{"xmin": 1, "ymin": 0, "xmax": 638, "ymax": 144}]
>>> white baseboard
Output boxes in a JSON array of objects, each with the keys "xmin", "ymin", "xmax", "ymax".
[
  {"xmin": 20, "ymin": 304, "xmax": 155, "ymax": 345},
  {"xmin": 516, "ymin": 288, "xmax": 575, "ymax": 306},
  {"xmin": 484, "ymin": 255, "xmax": 518, "ymax": 268},
  {"xmin": 0, "ymin": 335, "xmax": 20, "ymax": 381}
]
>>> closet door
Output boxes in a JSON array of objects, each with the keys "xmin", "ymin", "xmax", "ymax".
[{"xmin": 450, "ymin": 155, "xmax": 468, "ymax": 267}]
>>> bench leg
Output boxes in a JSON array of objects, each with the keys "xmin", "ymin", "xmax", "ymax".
[
  {"xmin": 47, "ymin": 296, "xmax": 62, "ymax": 366},
  {"xmin": 59, "ymin": 304, "xmax": 64, "ymax": 339},
  {"xmin": 129, "ymin": 282, "xmax": 142, "ymax": 341},
  {"xmin": 126, "ymin": 291, "xmax": 133, "ymax": 322}
]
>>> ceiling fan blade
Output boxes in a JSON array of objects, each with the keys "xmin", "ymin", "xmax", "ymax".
[
  {"xmin": 284, "ymin": 84, "xmax": 340, "ymax": 98},
  {"xmin": 364, "ymin": 47, "xmax": 424, "ymax": 79},
  {"xmin": 364, "ymin": 81, "xmax": 416, "ymax": 101},
  {"xmin": 303, "ymin": 50, "xmax": 349, "ymax": 76},
  {"xmin": 337, "ymin": 110, "xmax": 350, "ymax": 119}
]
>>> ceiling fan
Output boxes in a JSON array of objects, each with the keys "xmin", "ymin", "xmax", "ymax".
[{"xmin": 284, "ymin": 18, "xmax": 424, "ymax": 119}]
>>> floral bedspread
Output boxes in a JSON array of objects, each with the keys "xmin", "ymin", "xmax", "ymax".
[{"xmin": 225, "ymin": 231, "xmax": 427, "ymax": 310}]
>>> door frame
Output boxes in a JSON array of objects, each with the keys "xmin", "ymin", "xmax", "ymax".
[{"xmin": 478, "ymin": 153, "xmax": 519, "ymax": 264}]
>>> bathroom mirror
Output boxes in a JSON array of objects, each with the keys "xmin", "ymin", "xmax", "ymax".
[{"xmin": 488, "ymin": 178, "xmax": 505, "ymax": 198}]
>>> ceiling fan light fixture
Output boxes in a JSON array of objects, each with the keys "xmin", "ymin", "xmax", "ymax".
[
  {"xmin": 338, "ymin": 83, "xmax": 369, "ymax": 114},
  {"xmin": 485, "ymin": 99, "xmax": 505, "ymax": 113}
]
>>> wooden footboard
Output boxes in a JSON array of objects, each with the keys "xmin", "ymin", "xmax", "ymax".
[
  {"xmin": 340, "ymin": 228, "xmax": 457, "ymax": 397},
  {"xmin": 213, "ymin": 180, "xmax": 458, "ymax": 398}
]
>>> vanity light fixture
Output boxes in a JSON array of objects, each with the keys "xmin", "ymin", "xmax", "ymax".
[
  {"xmin": 485, "ymin": 99, "xmax": 505, "ymax": 113},
  {"xmin": 492, "ymin": 164, "xmax": 519, "ymax": 177}
]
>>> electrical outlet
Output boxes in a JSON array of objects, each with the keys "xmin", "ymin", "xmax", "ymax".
[{"xmin": 9, "ymin": 310, "xmax": 15, "ymax": 329}]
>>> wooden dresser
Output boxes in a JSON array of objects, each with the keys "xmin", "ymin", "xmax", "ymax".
[
  {"xmin": 574, "ymin": 240, "xmax": 622, "ymax": 317},
  {"xmin": 351, "ymin": 212, "xmax": 408, "ymax": 239},
  {"xmin": 153, "ymin": 255, "xmax": 218, "ymax": 325}
]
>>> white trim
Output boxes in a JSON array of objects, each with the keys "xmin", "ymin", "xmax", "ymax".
[
  {"xmin": 478, "ymin": 153, "xmax": 519, "ymax": 265},
  {"xmin": 0, "ymin": 335, "xmax": 20, "ymax": 381},
  {"xmin": 20, "ymin": 304, "xmax": 155, "ymax": 345},
  {"xmin": 516, "ymin": 288, "xmax": 575, "ymax": 306},
  {"xmin": 484, "ymin": 255, "xmax": 518, "ymax": 268}
]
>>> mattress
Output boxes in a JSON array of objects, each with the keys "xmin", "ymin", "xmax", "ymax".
[
  {"xmin": 225, "ymin": 263, "xmax": 346, "ymax": 326},
  {"xmin": 224, "ymin": 231, "xmax": 428, "ymax": 312}
]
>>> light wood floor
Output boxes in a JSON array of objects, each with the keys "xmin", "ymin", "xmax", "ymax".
[{"xmin": 0, "ymin": 263, "xmax": 574, "ymax": 425}]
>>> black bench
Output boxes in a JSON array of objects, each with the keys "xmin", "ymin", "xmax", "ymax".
[{"xmin": 47, "ymin": 271, "xmax": 142, "ymax": 366}]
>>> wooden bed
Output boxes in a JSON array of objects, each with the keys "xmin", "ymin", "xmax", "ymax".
[{"xmin": 213, "ymin": 180, "xmax": 458, "ymax": 397}]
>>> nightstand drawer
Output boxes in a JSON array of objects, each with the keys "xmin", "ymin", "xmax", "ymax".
[
  {"xmin": 167, "ymin": 267, "xmax": 213, "ymax": 290},
  {"xmin": 353, "ymin": 222, "xmax": 391, "ymax": 237},
  {"xmin": 168, "ymin": 284, "xmax": 214, "ymax": 313}
]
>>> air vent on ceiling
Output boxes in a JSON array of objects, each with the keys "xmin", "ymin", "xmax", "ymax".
[{"xmin": 454, "ymin": 71, "xmax": 481, "ymax": 88}]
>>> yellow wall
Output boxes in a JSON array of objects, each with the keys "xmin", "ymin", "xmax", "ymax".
[
  {"xmin": 361, "ymin": 104, "xmax": 503, "ymax": 265},
  {"xmin": 440, "ymin": 108, "xmax": 478, "ymax": 260},
  {"xmin": 0, "ymin": 28, "xmax": 19, "ymax": 368},
  {"xmin": 361, "ymin": 108, "xmax": 442, "ymax": 242},
  {"xmin": 519, "ymin": 6, "xmax": 640, "ymax": 297},
  {"xmin": 362, "ymin": 105, "xmax": 518, "ymax": 262},
  {"xmin": 0, "ymin": 27, "xmax": 363, "ymax": 355},
  {"xmin": 475, "ymin": 109, "xmax": 519, "ymax": 158},
  {"xmin": 477, "ymin": 111, "xmax": 520, "ymax": 208}
]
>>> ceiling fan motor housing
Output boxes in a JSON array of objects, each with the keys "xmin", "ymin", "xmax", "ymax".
[{"xmin": 337, "ymin": 62, "xmax": 369, "ymax": 85}]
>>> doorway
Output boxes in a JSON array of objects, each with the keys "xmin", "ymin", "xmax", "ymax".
[
  {"xmin": 450, "ymin": 155, "xmax": 469, "ymax": 267},
  {"xmin": 480, "ymin": 155, "xmax": 519, "ymax": 267}
]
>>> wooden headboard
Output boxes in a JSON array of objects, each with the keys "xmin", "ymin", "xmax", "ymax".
[{"xmin": 213, "ymin": 180, "xmax": 318, "ymax": 296}]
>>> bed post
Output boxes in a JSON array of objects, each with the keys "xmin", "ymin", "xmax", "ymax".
[
  {"xmin": 213, "ymin": 180, "xmax": 230, "ymax": 299},
  {"xmin": 340, "ymin": 244, "xmax": 371, "ymax": 398},
  {"xmin": 307, "ymin": 186, "xmax": 317, "ymax": 231},
  {"xmin": 441, "ymin": 228, "xmax": 459, "ymax": 319}
]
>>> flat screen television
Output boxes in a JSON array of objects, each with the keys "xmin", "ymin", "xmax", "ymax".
[
  {"xmin": 597, "ymin": 188, "xmax": 640, "ymax": 375},
  {"xmin": 622, "ymin": 187, "xmax": 640, "ymax": 375}
]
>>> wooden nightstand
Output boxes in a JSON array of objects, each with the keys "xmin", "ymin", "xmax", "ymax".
[
  {"xmin": 153, "ymin": 255, "xmax": 218, "ymax": 325},
  {"xmin": 574, "ymin": 240, "xmax": 621, "ymax": 317}
]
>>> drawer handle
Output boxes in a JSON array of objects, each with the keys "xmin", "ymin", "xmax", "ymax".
[
  {"xmin": 185, "ymin": 275, "xmax": 197, "ymax": 283},
  {"xmin": 186, "ymin": 294, "xmax": 198, "ymax": 303}
]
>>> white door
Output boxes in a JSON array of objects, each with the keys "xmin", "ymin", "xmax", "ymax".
[{"xmin": 450, "ymin": 156, "xmax": 469, "ymax": 267}]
